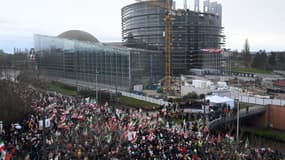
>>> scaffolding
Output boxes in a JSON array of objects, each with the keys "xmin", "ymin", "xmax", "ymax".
[
  {"xmin": 34, "ymin": 35, "xmax": 164, "ymax": 91},
  {"xmin": 122, "ymin": 0, "xmax": 224, "ymax": 76}
]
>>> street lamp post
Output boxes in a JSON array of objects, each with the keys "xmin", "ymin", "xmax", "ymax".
[
  {"xmin": 42, "ymin": 103, "xmax": 46, "ymax": 159},
  {"xmin": 95, "ymin": 69, "xmax": 99, "ymax": 104},
  {"xmin": 115, "ymin": 53, "xmax": 118, "ymax": 101},
  {"xmin": 203, "ymin": 101, "xmax": 206, "ymax": 127},
  {"xmin": 235, "ymin": 98, "xmax": 240, "ymax": 150},
  {"xmin": 0, "ymin": 121, "xmax": 3, "ymax": 134}
]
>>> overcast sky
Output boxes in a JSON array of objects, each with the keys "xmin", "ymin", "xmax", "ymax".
[{"xmin": 0, "ymin": 0, "xmax": 284, "ymax": 53}]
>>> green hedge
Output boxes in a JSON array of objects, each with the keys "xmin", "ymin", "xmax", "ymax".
[
  {"xmin": 233, "ymin": 67, "xmax": 272, "ymax": 74},
  {"xmin": 117, "ymin": 96, "xmax": 159, "ymax": 110},
  {"xmin": 47, "ymin": 82, "xmax": 77, "ymax": 96},
  {"xmin": 239, "ymin": 103, "xmax": 252, "ymax": 110},
  {"xmin": 243, "ymin": 127, "xmax": 285, "ymax": 143}
]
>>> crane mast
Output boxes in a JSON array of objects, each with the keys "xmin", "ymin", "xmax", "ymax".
[
  {"xmin": 165, "ymin": 0, "xmax": 171, "ymax": 94},
  {"xmin": 134, "ymin": 0, "xmax": 172, "ymax": 94}
]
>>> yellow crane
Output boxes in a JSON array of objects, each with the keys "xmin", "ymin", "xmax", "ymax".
[{"xmin": 134, "ymin": 0, "xmax": 172, "ymax": 94}]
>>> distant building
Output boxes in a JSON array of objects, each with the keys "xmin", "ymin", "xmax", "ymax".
[
  {"xmin": 122, "ymin": 0, "xmax": 225, "ymax": 75},
  {"xmin": 34, "ymin": 30, "xmax": 164, "ymax": 91},
  {"xmin": 273, "ymin": 80, "xmax": 285, "ymax": 92}
]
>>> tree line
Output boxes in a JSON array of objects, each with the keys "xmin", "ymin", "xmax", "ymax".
[{"xmin": 232, "ymin": 39, "xmax": 285, "ymax": 71}]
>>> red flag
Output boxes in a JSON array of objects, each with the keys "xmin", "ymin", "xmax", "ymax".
[
  {"xmin": 122, "ymin": 131, "xmax": 128, "ymax": 140},
  {"xmin": 192, "ymin": 154, "xmax": 199, "ymax": 160},
  {"xmin": 104, "ymin": 102, "xmax": 109, "ymax": 108},
  {"xmin": 131, "ymin": 132, "xmax": 137, "ymax": 143},
  {"xmin": 211, "ymin": 136, "xmax": 215, "ymax": 145},
  {"xmin": 111, "ymin": 123, "xmax": 117, "ymax": 131},
  {"xmin": 218, "ymin": 133, "xmax": 221, "ymax": 143},
  {"xmin": 203, "ymin": 126, "xmax": 208, "ymax": 134},
  {"xmin": 60, "ymin": 115, "xmax": 66, "ymax": 122},
  {"xmin": 139, "ymin": 122, "xmax": 145, "ymax": 129},
  {"xmin": 5, "ymin": 152, "xmax": 12, "ymax": 160}
]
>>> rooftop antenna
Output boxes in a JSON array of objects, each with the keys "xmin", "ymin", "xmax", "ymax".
[
  {"xmin": 172, "ymin": 0, "xmax": 176, "ymax": 10},
  {"xmin": 184, "ymin": 0, "xmax": 187, "ymax": 10},
  {"xmin": 203, "ymin": 0, "xmax": 210, "ymax": 13},
  {"xmin": 194, "ymin": 0, "xmax": 200, "ymax": 12}
]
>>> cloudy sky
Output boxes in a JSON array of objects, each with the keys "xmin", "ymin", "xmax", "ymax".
[{"xmin": 0, "ymin": 0, "xmax": 284, "ymax": 53}]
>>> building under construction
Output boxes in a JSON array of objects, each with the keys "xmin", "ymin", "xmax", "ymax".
[
  {"xmin": 122, "ymin": 0, "xmax": 225, "ymax": 75},
  {"xmin": 34, "ymin": 0, "xmax": 227, "ymax": 92}
]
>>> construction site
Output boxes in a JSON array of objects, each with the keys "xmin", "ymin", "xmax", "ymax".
[
  {"xmin": 2, "ymin": 1, "xmax": 285, "ymax": 159},
  {"xmin": 35, "ymin": 0, "xmax": 229, "ymax": 94},
  {"xmin": 122, "ymin": 0, "xmax": 225, "ymax": 75}
]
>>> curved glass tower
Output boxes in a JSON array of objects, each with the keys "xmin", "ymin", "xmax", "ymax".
[
  {"xmin": 122, "ymin": 1, "xmax": 166, "ymax": 51},
  {"xmin": 122, "ymin": 0, "xmax": 224, "ymax": 75}
]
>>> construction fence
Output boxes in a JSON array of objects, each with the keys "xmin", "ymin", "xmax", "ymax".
[
  {"xmin": 120, "ymin": 91, "xmax": 169, "ymax": 106},
  {"xmin": 235, "ymin": 95, "xmax": 285, "ymax": 106}
]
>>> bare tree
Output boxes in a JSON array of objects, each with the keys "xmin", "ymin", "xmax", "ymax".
[
  {"xmin": 0, "ymin": 80, "xmax": 37, "ymax": 123},
  {"xmin": 242, "ymin": 39, "xmax": 252, "ymax": 67}
]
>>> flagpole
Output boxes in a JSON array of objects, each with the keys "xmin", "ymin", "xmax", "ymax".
[
  {"xmin": 0, "ymin": 121, "xmax": 2, "ymax": 134},
  {"xmin": 42, "ymin": 101, "xmax": 46, "ymax": 159},
  {"xmin": 95, "ymin": 69, "xmax": 99, "ymax": 104},
  {"xmin": 236, "ymin": 98, "xmax": 240, "ymax": 150}
]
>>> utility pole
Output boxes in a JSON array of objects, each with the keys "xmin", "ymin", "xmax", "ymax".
[
  {"xmin": 0, "ymin": 121, "xmax": 3, "ymax": 134},
  {"xmin": 203, "ymin": 103, "xmax": 206, "ymax": 127},
  {"xmin": 115, "ymin": 53, "xmax": 118, "ymax": 101},
  {"xmin": 95, "ymin": 69, "xmax": 99, "ymax": 104},
  {"xmin": 42, "ymin": 103, "xmax": 46, "ymax": 159},
  {"xmin": 236, "ymin": 98, "xmax": 240, "ymax": 150},
  {"xmin": 76, "ymin": 51, "xmax": 79, "ymax": 91}
]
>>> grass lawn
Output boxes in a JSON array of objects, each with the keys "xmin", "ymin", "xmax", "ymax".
[
  {"xmin": 233, "ymin": 67, "xmax": 272, "ymax": 74},
  {"xmin": 239, "ymin": 103, "xmax": 253, "ymax": 110},
  {"xmin": 47, "ymin": 83, "xmax": 77, "ymax": 96},
  {"xmin": 117, "ymin": 96, "xmax": 159, "ymax": 110},
  {"xmin": 243, "ymin": 127, "xmax": 285, "ymax": 143}
]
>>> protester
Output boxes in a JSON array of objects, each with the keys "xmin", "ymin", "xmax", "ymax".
[{"xmin": 0, "ymin": 90, "xmax": 284, "ymax": 160}]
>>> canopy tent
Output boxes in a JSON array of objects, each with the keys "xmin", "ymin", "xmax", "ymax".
[{"xmin": 206, "ymin": 95, "xmax": 234, "ymax": 109}]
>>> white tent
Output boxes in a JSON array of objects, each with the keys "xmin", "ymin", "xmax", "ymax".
[
  {"xmin": 222, "ymin": 96, "xmax": 235, "ymax": 109},
  {"xmin": 206, "ymin": 95, "xmax": 234, "ymax": 109}
]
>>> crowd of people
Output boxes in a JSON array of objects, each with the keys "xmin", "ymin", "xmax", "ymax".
[{"xmin": 0, "ymin": 90, "xmax": 284, "ymax": 159}]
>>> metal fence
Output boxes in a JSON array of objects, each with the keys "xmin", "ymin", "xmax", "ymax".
[
  {"xmin": 119, "ymin": 91, "xmax": 285, "ymax": 107},
  {"xmin": 233, "ymin": 95, "xmax": 285, "ymax": 106},
  {"xmin": 120, "ymin": 91, "xmax": 169, "ymax": 106},
  {"xmin": 208, "ymin": 106, "xmax": 266, "ymax": 130},
  {"xmin": 217, "ymin": 87, "xmax": 285, "ymax": 106}
]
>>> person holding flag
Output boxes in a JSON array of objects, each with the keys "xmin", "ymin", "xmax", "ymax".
[
  {"xmin": 0, "ymin": 140, "xmax": 5, "ymax": 160},
  {"xmin": 245, "ymin": 137, "xmax": 249, "ymax": 148},
  {"xmin": 0, "ymin": 140, "xmax": 4, "ymax": 153}
]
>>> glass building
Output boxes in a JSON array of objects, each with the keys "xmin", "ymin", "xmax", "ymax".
[
  {"xmin": 122, "ymin": 0, "xmax": 225, "ymax": 75},
  {"xmin": 34, "ymin": 32, "xmax": 164, "ymax": 91}
]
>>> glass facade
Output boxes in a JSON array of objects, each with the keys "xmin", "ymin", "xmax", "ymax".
[
  {"xmin": 122, "ymin": 0, "xmax": 224, "ymax": 75},
  {"xmin": 122, "ymin": 1, "xmax": 165, "ymax": 51},
  {"xmin": 34, "ymin": 35, "xmax": 163, "ymax": 91}
]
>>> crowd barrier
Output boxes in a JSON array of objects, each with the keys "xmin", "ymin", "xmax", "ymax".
[{"xmin": 120, "ymin": 91, "xmax": 169, "ymax": 106}]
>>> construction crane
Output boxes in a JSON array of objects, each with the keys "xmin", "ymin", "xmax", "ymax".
[{"xmin": 134, "ymin": 0, "xmax": 172, "ymax": 94}]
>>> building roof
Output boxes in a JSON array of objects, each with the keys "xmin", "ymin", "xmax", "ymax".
[
  {"xmin": 103, "ymin": 42, "xmax": 124, "ymax": 47},
  {"xmin": 273, "ymin": 80, "xmax": 285, "ymax": 87},
  {"xmin": 58, "ymin": 30, "xmax": 99, "ymax": 43}
]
